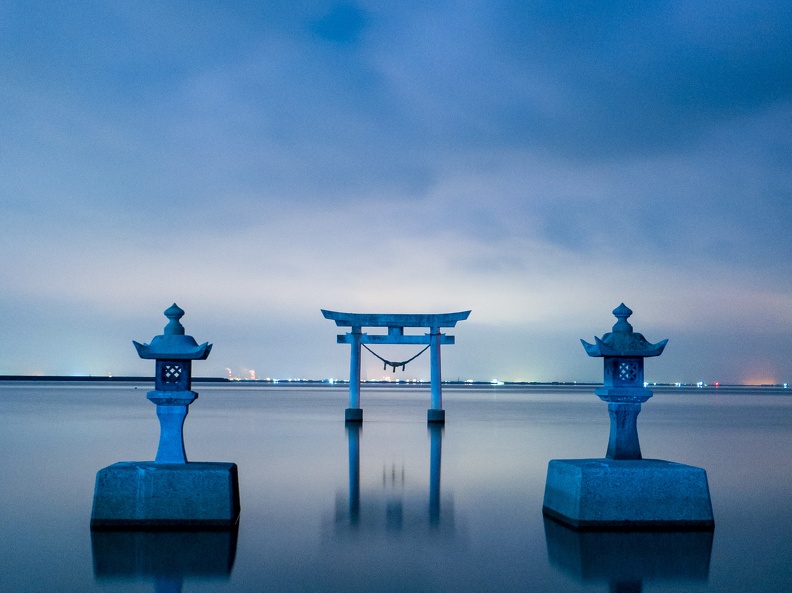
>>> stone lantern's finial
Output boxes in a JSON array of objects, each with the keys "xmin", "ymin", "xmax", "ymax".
[
  {"xmin": 163, "ymin": 303, "xmax": 186, "ymax": 335},
  {"xmin": 611, "ymin": 302, "xmax": 633, "ymax": 332}
]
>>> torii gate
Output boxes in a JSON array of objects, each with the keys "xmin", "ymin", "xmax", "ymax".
[{"xmin": 322, "ymin": 310, "xmax": 471, "ymax": 423}]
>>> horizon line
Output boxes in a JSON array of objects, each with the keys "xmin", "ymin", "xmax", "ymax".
[{"xmin": 0, "ymin": 375, "xmax": 788, "ymax": 389}]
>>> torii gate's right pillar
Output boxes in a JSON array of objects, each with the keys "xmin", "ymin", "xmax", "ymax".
[{"xmin": 428, "ymin": 328, "xmax": 444, "ymax": 423}]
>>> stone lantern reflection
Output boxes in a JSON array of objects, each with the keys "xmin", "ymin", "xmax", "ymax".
[
  {"xmin": 581, "ymin": 303, "xmax": 667, "ymax": 460},
  {"xmin": 133, "ymin": 303, "xmax": 211, "ymax": 463}
]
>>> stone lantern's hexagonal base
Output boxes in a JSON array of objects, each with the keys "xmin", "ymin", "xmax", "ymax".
[
  {"xmin": 542, "ymin": 459, "xmax": 714, "ymax": 529},
  {"xmin": 91, "ymin": 462, "xmax": 240, "ymax": 528}
]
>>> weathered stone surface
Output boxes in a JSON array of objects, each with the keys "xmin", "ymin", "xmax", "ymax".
[
  {"xmin": 91, "ymin": 461, "xmax": 240, "ymax": 527},
  {"xmin": 605, "ymin": 402, "xmax": 642, "ymax": 460},
  {"xmin": 542, "ymin": 458, "xmax": 714, "ymax": 528}
]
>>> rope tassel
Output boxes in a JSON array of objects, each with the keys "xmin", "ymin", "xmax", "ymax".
[{"xmin": 363, "ymin": 344, "xmax": 430, "ymax": 372}]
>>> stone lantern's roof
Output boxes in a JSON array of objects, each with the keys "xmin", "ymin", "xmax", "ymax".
[
  {"xmin": 581, "ymin": 303, "xmax": 667, "ymax": 358},
  {"xmin": 133, "ymin": 304, "xmax": 212, "ymax": 360}
]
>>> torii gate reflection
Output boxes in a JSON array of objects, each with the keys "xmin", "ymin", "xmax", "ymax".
[
  {"xmin": 321, "ymin": 310, "xmax": 471, "ymax": 423},
  {"xmin": 341, "ymin": 424, "xmax": 450, "ymax": 531}
]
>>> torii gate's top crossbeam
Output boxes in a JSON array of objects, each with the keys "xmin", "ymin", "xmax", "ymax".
[
  {"xmin": 321, "ymin": 310, "xmax": 471, "ymax": 345},
  {"xmin": 321, "ymin": 310, "xmax": 471, "ymax": 328}
]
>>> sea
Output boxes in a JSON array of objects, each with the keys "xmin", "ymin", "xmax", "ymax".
[{"xmin": 0, "ymin": 381, "xmax": 790, "ymax": 592}]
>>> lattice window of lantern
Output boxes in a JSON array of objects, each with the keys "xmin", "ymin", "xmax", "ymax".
[
  {"xmin": 162, "ymin": 364, "xmax": 182, "ymax": 383},
  {"xmin": 618, "ymin": 361, "xmax": 638, "ymax": 383}
]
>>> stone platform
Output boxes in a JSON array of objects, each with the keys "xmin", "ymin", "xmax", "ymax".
[
  {"xmin": 91, "ymin": 462, "xmax": 240, "ymax": 528},
  {"xmin": 542, "ymin": 458, "xmax": 714, "ymax": 529}
]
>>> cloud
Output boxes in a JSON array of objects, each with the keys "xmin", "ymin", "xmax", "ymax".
[
  {"xmin": 310, "ymin": 3, "xmax": 368, "ymax": 44},
  {"xmin": 1, "ymin": 1, "xmax": 791, "ymax": 382},
  {"xmin": 5, "ymin": 1, "xmax": 792, "ymax": 215}
]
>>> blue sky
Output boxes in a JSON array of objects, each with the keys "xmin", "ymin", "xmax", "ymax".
[{"xmin": 2, "ymin": 1, "xmax": 791, "ymax": 383}]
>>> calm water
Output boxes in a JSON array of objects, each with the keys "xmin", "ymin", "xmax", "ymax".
[{"xmin": 0, "ymin": 382, "xmax": 791, "ymax": 592}]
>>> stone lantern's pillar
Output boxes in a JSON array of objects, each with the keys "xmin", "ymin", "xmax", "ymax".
[
  {"xmin": 91, "ymin": 304, "xmax": 240, "ymax": 528},
  {"xmin": 542, "ymin": 304, "xmax": 714, "ymax": 529},
  {"xmin": 586, "ymin": 304, "xmax": 660, "ymax": 460},
  {"xmin": 136, "ymin": 304, "xmax": 209, "ymax": 464}
]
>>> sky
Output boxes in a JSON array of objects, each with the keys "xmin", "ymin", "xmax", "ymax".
[{"xmin": 2, "ymin": 1, "xmax": 792, "ymax": 384}]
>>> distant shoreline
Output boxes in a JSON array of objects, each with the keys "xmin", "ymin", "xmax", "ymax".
[
  {"xmin": 0, "ymin": 375, "xmax": 788, "ymax": 389},
  {"xmin": 0, "ymin": 375, "xmax": 225, "ymax": 383}
]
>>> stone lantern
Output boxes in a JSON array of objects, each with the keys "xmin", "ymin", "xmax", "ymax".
[
  {"xmin": 133, "ymin": 303, "xmax": 211, "ymax": 463},
  {"xmin": 580, "ymin": 303, "xmax": 667, "ymax": 460},
  {"xmin": 91, "ymin": 304, "xmax": 240, "ymax": 528},
  {"xmin": 542, "ymin": 304, "xmax": 714, "ymax": 529}
]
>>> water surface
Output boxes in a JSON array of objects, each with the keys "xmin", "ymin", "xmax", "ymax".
[{"xmin": 0, "ymin": 382, "xmax": 790, "ymax": 592}]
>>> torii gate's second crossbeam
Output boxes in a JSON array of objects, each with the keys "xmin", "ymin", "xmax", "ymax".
[{"xmin": 321, "ymin": 310, "xmax": 471, "ymax": 423}]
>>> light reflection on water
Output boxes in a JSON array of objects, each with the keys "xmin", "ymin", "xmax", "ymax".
[{"xmin": 0, "ymin": 382, "xmax": 791, "ymax": 592}]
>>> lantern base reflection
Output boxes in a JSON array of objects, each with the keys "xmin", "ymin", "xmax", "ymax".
[
  {"xmin": 544, "ymin": 516, "xmax": 712, "ymax": 589},
  {"xmin": 542, "ymin": 458, "xmax": 714, "ymax": 529},
  {"xmin": 91, "ymin": 461, "xmax": 240, "ymax": 528},
  {"xmin": 92, "ymin": 527, "xmax": 237, "ymax": 578}
]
